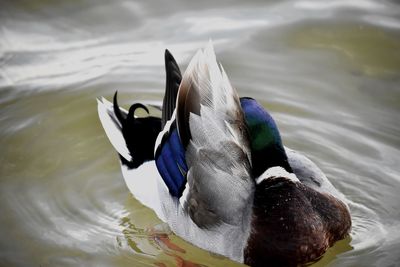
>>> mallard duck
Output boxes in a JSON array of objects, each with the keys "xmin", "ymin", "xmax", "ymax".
[{"xmin": 97, "ymin": 42, "xmax": 351, "ymax": 267}]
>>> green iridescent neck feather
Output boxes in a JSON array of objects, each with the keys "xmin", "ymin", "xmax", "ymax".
[{"xmin": 240, "ymin": 98, "xmax": 292, "ymax": 177}]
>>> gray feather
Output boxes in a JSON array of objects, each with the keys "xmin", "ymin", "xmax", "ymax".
[{"xmin": 177, "ymin": 42, "xmax": 254, "ymax": 228}]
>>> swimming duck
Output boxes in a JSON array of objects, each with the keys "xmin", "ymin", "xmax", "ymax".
[{"xmin": 97, "ymin": 43, "xmax": 351, "ymax": 267}]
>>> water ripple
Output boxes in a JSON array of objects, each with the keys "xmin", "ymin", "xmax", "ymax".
[{"xmin": 0, "ymin": 0, "xmax": 399, "ymax": 266}]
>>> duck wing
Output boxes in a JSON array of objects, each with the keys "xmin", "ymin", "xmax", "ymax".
[{"xmin": 157, "ymin": 42, "xmax": 254, "ymax": 228}]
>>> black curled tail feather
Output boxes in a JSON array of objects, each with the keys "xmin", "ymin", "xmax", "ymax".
[
  {"xmin": 128, "ymin": 103, "xmax": 149, "ymax": 118},
  {"xmin": 113, "ymin": 91, "xmax": 162, "ymax": 169},
  {"xmin": 113, "ymin": 91, "xmax": 126, "ymax": 126}
]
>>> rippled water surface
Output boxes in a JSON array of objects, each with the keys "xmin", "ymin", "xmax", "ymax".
[{"xmin": 1, "ymin": 0, "xmax": 400, "ymax": 266}]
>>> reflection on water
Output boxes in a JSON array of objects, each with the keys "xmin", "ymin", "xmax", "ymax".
[{"xmin": 1, "ymin": 0, "xmax": 399, "ymax": 266}]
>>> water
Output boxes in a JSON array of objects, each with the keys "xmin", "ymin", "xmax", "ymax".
[{"xmin": 1, "ymin": 0, "xmax": 399, "ymax": 266}]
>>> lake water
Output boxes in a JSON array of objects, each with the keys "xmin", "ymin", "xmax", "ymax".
[{"xmin": 1, "ymin": 0, "xmax": 400, "ymax": 266}]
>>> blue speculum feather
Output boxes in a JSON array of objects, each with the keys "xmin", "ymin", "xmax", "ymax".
[{"xmin": 155, "ymin": 126, "xmax": 188, "ymax": 197}]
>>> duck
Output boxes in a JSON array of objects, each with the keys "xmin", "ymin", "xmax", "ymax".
[{"xmin": 97, "ymin": 42, "xmax": 351, "ymax": 267}]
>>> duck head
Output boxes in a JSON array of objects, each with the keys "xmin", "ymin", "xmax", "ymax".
[{"xmin": 240, "ymin": 97, "xmax": 292, "ymax": 177}]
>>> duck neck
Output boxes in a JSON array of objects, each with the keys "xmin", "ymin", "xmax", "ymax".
[
  {"xmin": 251, "ymin": 144, "xmax": 292, "ymax": 178},
  {"xmin": 240, "ymin": 97, "xmax": 292, "ymax": 177}
]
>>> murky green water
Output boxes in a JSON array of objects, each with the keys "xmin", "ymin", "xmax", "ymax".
[{"xmin": 1, "ymin": 1, "xmax": 400, "ymax": 266}]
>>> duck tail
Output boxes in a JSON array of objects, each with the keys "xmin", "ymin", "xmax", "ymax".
[
  {"xmin": 98, "ymin": 92, "xmax": 162, "ymax": 169},
  {"xmin": 97, "ymin": 92, "xmax": 132, "ymax": 162}
]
